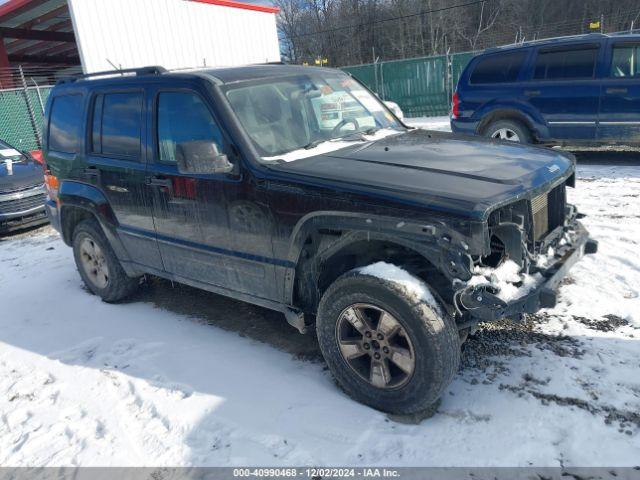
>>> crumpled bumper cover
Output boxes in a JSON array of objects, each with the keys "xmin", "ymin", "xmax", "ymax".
[{"xmin": 459, "ymin": 220, "xmax": 597, "ymax": 322}]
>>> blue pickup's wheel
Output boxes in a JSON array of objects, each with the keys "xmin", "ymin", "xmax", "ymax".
[
  {"xmin": 72, "ymin": 218, "xmax": 140, "ymax": 302},
  {"xmin": 485, "ymin": 119, "xmax": 532, "ymax": 143},
  {"xmin": 316, "ymin": 269, "xmax": 460, "ymax": 415}
]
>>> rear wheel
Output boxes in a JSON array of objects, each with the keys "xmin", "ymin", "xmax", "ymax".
[
  {"xmin": 72, "ymin": 218, "xmax": 140, "ymax": 302},
  {"xmin": 484, "ymin": 119, "xmax": 532, "ymax": 143},
  {"xmin": 316, "ymin": 269, "xmax": 460, "ymax": 414}
]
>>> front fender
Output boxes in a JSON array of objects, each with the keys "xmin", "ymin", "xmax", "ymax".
[{"xmin": 284, "ymin": 211, "xmax": 475, "ymax": 305}]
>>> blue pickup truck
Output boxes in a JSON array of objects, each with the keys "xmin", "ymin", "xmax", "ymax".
[{"xmin": 451, "ymin": 32, "xmax": 640, "ymax": 145}]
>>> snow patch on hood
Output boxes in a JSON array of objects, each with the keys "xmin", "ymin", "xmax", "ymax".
[
  {"xmin": 262, "ymin": 128, "xmax": 403, "ymax": 163},
  {"xmin": 358, "ymin": 261, "xmax": 442, "ymax": 314},
  {"xmin": 467, "ymin": 260, "xmax": 543, "ymax": 303}
]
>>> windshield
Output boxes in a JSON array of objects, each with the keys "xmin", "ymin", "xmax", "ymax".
[{"xmin": 223, "ymin": 71, "xmax": 403, "ymax": 160}]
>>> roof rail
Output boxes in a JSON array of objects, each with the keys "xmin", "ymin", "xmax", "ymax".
[
  {"xmin": 57, "ymin": 66, "xmax": 167, "ymax": 84},
  {"xmin": 485, "ymin": 32, "xmax": 607, "ymax": 52}
]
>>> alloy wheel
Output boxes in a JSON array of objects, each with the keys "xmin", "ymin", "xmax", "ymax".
[
  {"xmin": 491, "ymin": 128, "xmax": 520, "ymax": 142},
  {"xmin": 336, "ymin": 303, "xmax": 416, "ymax": 389},
  {"xmin": 79, "ymin": 237, "xmax": 109, "ymax": 289}
]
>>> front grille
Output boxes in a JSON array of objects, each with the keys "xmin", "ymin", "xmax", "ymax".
[
  {"xmin": 0, "ymin": 182, "xmax": 43, "ymax": 195},
  {"xmin": 0, "ymin": 192, "xmax": 45, "ymax": 215},
  {"xmin": 531, "ymin": 183, "xmax": 566, "ymax": 240}
]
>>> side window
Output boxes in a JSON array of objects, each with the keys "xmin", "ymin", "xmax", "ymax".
[
  {"xmin": 91, "ymin": 92, "xmax": 143, "ymax": 158},
  {"xmin": 469, "ymin": 51, "xmax": 527, "ymax": 84},
  {"xmin": 49, "ymin": 94, "xmax": 83, "ymax": 153},
  {"xmin": 610, "ymin": 45, "xmax": 639, "ymax": 77},
  {"xmin": 534, "ymin": 46, "xmax": 598, "ymax": 80},
  {"xmin": 157, "ymin": 91, "xmax": 223, "ymax": 163}
]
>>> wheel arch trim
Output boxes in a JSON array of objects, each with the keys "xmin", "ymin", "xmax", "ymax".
[{"xmin": 58, "ymin": 180, "xmax": 131, "ymax": 265}]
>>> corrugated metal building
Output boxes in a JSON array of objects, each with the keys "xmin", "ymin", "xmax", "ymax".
[
  {"xmin": 68, "ymin": 0, "xmax": 281, "ymax": 73},
  {"xmin": 0, "ymin": 0, "xmax": 281, "ymax": 84}
]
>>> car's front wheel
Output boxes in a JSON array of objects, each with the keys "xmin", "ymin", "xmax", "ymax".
[
  {"xmin": 72, "ymin": 218, "xmax": 140, "ymax": 302},
  {"xmin": 316, "ymin": 268, "xmax": 460, "ymax": 415}
]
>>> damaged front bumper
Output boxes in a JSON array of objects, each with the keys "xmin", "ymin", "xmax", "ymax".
[{"xmin": 457, "ymin": 220, "xmax": 597, "ymax": 323}]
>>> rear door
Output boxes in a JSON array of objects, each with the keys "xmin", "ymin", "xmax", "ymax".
[
  {"xmin": 598, "ymin": 39, "xmax": 640, "ymax": 142},
  {"xmin": 86, "ymin": 88, "xmax": 163, "ymax": 270},
  {"xmin": 525, "ymin": 43, "xmax": 601, "ymax": 141}
]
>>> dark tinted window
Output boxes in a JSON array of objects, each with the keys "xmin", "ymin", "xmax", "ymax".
[
  {"xmin": 91, "ymin": 92, "xmax": 143, "ymax": 157},
  {"xmin": 157, "ymin": 92, "xmax": 223, "ymax": 163},
  {"xmin": 49, "ymin": 95, "xmax": 83, "ymax": 153},
  {"xmin": 470, "ymin": 51, "xmax": 527, "ymax": 84},
  {"xmin": 610, "ymin": 44, "xmax": 640, "ymax": 77},
  {"xmin": 534, "ymin": 46, "xmax": 598, "ymax": 80}
]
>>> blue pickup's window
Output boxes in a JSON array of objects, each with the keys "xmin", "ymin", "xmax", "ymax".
[
  {"xmin": 610, "ymin": 45, "xmax": 640, "ymax": 77},
  {"xmin": 469, "ymin": 51, "xmax": 527, "ymax": 84},
  {"xmin": 49, "ymin": 94, "xmax": 83, "ymax": 154},
  {"xmin": 534, "ymin": 46, "xmax": 598, "ymax": 80}
]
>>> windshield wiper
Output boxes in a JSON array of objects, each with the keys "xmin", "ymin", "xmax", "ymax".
[
  {"xmin": 338, "ymin": 127, "xmax": 382, "ymax": 142},
  {"xmin": 303, "ymin": 139, "xmax": 324, "ymax": 150}
]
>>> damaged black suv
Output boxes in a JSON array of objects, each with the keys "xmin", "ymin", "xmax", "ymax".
[{"xmin": 43, "ymin": 65, "xmax": 597, "ymax": 414}]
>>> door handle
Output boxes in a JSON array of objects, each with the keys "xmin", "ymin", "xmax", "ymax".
[
  {"xmin": 524, "ymin": 90, "xmax": 541, "ymax": 97},
  {"xmin": 146, "ymin": 176, "xmax": 173, "ymax": 192},
  {"xmin": 606, "ymin": 87, "xmax": 628, "ymax": 94}
]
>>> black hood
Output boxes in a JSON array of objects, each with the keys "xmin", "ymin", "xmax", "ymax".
[
  {"xmin": 0, "ymin": 151, "xmax": 43, "ymax": 194},
  {"xmin": 270, "ymin": 129, "xmax": 574, "ymax": 219}
]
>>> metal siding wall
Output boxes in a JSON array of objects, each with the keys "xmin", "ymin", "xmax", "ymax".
[
  {"xmin": 67, "ymin": 0, "xmax": 280, "ymax": 73},
  {"xmin": 342, "ymin": 51, "xmax": 477, "ymax": 117}
]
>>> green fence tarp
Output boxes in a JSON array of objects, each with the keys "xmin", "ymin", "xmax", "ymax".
[
  {"xmin": 342, "ymin": 51, "xmax": 476, "ymax": 118},
  {"xmin": 0, "ymin": 86, "xmax": 52, "ymax": 151}
]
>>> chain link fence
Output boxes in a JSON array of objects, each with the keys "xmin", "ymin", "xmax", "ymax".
[
  {"xmin": 0, "ymin": 65, "xmax": 81, "ymax": 151},
  {"xmin": 0, "ymin": 85, "xmax": 52, "ymax": 151}
]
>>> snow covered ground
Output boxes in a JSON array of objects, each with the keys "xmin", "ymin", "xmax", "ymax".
[
  {"xmin": 0, "ymin": 163, "xmax": 639, "ymax": 466},
  {"xmin": 404, "ymin": 116, "xmax": 451, "ymax": 131}
]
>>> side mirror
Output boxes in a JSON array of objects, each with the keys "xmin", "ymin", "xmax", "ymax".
[{"xmin": 176, "ymin": 141, "xmax": 234, "ymax": 175}]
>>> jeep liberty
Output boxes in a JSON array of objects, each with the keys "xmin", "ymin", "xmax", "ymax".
[{"xmin": 43, "ymin": 65, "xmax": 597, "ymax": 414}]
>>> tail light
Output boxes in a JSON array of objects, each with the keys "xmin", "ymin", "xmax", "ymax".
[
  {"xmin": 44, "ymin": 170, "xmax": 60, "ymax": 202},
  {"xmin": 451, "ymin": 92, "xmax": 460, "ymax": 119},
  {"xmin": 30, "ymin": 149, "xmax": 43, "ymax": 165}
]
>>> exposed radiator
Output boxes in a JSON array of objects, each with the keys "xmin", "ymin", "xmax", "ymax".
[
  {"xmin": 531, "ymin": 183, "xmax": 566, "ymax": 241},
  {"xmin": 531, "ymin": 191, "xmax": 549, "ymax": 240}
]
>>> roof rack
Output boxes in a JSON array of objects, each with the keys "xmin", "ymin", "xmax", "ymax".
[
  {"xmin": 57, "ymin": 66, "xmax": 167, "ymax": 84},
  {"xmin": 485, "ymin": 32, "xmax": 607, "ymax": 52}
]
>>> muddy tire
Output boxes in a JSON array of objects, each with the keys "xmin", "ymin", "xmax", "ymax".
[
  {"xmin": 72, "ymin": 218, "xmax": 139, "ymax": 302},
  {"xmin": 316, "ymin": 269, "xmax": 460, "ymax": 414},
  {"xmin": 484, "ymin": 119, "xmax": 532, "ymax": 143}
]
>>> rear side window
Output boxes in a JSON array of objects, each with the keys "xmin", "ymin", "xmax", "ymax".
[
  {"xmin": 610, "ymin": 44, "xmax": 640, "ymax": 77},
  {"xmin": 49, "ymin": 94, "xmax": 83, "ymax": 153},
  {"xmin": 534, "ymin": 46, "xmax": 598, "ymax": 80},
  {"xmin": 469, "ymin": 51, "xmax": 527, "ymax": 84},
  {"xmin": 91, "ymin": 92, "xmax": 143, "ymax": 158}
]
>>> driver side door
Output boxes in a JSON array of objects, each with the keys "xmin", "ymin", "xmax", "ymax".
[
  {"xmin": 146, "ymin": 85, "xmax": 232, "ymax": 287},
  {"xmin": 146, "ymin": 83, "xmax": 278, "ymax": 300}
]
